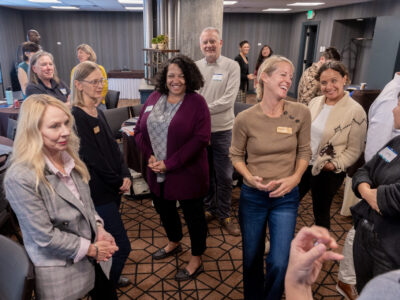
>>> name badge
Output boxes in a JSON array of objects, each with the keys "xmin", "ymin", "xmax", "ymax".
[
  {"xmin": 277, "ymin": 126, "xmax": 292, "ymax": 134},
  {"xmin": 212, "ymin": 74, "xmax": 223, "ymax": 81},
  {"xmin": 93, "ymin": 126, "xmax": 100, "ymax": 134},
  {"xmin": 60, "ymin": 88, "xmax": 67, "ymax": 95},
  {"xmin": 145, "ymin": 105, "xmax": 153, "ymax": 113},
  {"xmin": 379, "ymin": 146, "xmax": 397, "ymax": 163}
]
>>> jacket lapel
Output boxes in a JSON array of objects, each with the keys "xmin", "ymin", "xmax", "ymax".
[{"xmin": 45, "ymin": 171, "xmax": 92, "ymax": 227}]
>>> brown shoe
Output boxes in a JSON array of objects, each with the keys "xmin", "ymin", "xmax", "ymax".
[
  {"xmin": 220, "ymin": 218, "xmax": 240, "ymax": 236},
  {"xmin": 336, "ymin": 280, "xmax": 358, "ymax": 300},
  {"xmin": 204, "ymin": 211, "xmax": 216, "ymax": 223}
]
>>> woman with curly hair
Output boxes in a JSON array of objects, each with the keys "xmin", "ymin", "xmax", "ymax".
[
  {"xmin": 135, "ymin": 54, "xmax": 211, "ymax": 281},
  {"xmin": 253, "ymin": 44, "xmax": 273, "ymax": 89}
]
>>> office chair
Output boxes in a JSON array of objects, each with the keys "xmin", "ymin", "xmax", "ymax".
[
  {"xmin": 0, "ymin": 235, "xmax": 35, "ymax": 300},
  {"xmin": 105, "ymin": 90, "xmax": 120, "ymax": 109}
]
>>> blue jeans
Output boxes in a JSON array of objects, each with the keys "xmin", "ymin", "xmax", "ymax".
[
  {"xmin": 96, "ymin": 201, "xmax": 132, "ymax": 285},
  {"xmin": 239, "ymin": 184, "xmax": 299, "ymax": 300},
  {"xmin": 204, "ymin": 130, "xmax": 233, "ymax": 220}
]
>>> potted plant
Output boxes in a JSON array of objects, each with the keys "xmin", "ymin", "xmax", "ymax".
[
  {"xmin": 151, "ymin": 37, "xmax": 158, "ymax": 49},
  {"xmin": 157, "ymin": 34, "xmax": 168, "ymax": 50}
]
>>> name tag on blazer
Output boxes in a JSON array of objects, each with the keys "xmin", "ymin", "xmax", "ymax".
[
  {"xmin": 60, "ymin": 88, "xmax": 67, "ymax": 95},
  {"xmin": 379, "ymin": 146, "xmax": 397, "ymax": 163},
  {"xmin": 212, "ymin": 74, "xmax": 223, "ymax": 81},
  {"xmin": 145, "ymin": 105, "xmax": 154, "ymax": 113},
  {"xmin": 277, "ymin": 126, "xmax": 292, "ymax": 134}
]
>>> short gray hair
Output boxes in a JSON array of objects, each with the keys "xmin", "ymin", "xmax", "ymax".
[{"xmin": 199, "ymin": 27, "xmax": 220, "ymax": 42}]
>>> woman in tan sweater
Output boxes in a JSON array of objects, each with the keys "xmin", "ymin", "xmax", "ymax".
[
  {"xmin": 230, "ymin": 55, "xmax": 311, "ymax": 300},
  {"xmin": 298, "ymin": 61, "xmax": 367, "ymax": 229}
]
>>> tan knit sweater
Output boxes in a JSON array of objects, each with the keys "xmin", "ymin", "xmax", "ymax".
[
  {"xmin": 230, "ymin": 101, "xmax": 311, "ymax": 187},
  {"xmin": 308, "ymin": 92, "xmax": 367, "ymax": 175}
]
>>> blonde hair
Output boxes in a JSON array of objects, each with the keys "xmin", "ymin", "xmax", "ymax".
[
  {"xmin": 29, "ymin": 51, "xmax": 60, "ymax": 85},
  {"xmin": 8, "ymin": 94, "xmax": 90, "ymax": 191},
  {"xmin": 71, "ymin": 61, "xmax": 101, "ymax": 107},
  {"xmin": 256, "ymin": 55, "xmax": 294, "ymax": 100},
  {"xmin": 76, "ymin": 44, "xmax": 97, "ymax": 62}
]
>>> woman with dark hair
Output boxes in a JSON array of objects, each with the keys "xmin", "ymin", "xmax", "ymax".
[
  {"xmin": 299, "ymin": 61, "xmax": 367, "ymax": 229},
  {"xmin": 253, "ymin": 44, "xmax": 273, "ymax": 89},
  {"xmin": 135, "ymin": 55, "xmax": 211, "ymax": 281},
  {"xmin": 17, "ymin": 41, "xmax": 40, "ymax": 99},
  {"xmin": 26, "ymin": 51, "xmax": 70, "ymax": 103},
  {"xmin": 234, "ymin": 40, "xmax": 255, "ymax": 103}
]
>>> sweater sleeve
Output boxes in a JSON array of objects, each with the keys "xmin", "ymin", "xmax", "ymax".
[
  {"xmin": 164, "ymin": 97, "xmax": 211, "ymax": 171},
  {"xmin": 296, "ymin": 107, "xmax": 312, "ymax": 162},
  {"xmin": 377, "ymin": 183, "xmax": 400, "ymax": 217},
  {"xmin": 134, "ymin": 96, "xmax": 155, "ymax": 160},
  {"xmin": 331, "ymin": 107, "xmax": 367, "ymax": 173},
  {"xmin": 229, "ymin": 111, "xmax": 247, "ymax": 165}
]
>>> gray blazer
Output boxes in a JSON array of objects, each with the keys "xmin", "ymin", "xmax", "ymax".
[{"xmin": 4, "ymin": 163, "xmax": 111, "ymax": 300}]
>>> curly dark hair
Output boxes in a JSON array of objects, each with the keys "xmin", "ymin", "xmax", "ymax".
[
  {"xmin": 321, "ymin": 47, "xmax": 341, "ymax": 61},
  {"xmin": 155, "ymin": 55, "xmax": 204, "ymax": 94},
  {"xmin": 255, "ymin": 45, "xmax": 273, "ymax": 73},
  {"xmin": 316, "ymin": 61, "xmax": 349, "ymax": 83}
]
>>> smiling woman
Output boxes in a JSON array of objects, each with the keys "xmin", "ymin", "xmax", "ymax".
[
  {"xmin": 230, "ymin": 55, "xmax": 311, "ymax": 300},
  {"xmin": 25, "ymin": 51, "xmax": 70, "ymax": 103},
  {"xmin": 299, "ymin": 61, "xmax": 367, "ymax": 230}
]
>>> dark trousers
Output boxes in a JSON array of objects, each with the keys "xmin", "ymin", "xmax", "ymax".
[
  {"xmin": 89, "ymin": 262, "xmax": 118, "ymax": 300},
  {"xmin": 204, "ymin": 130, "xmax": 234, "ymax": 220},
  {"xmin": 96, "ymin": 201, "xmax": 132, "ymax": 285},
  {"xmin": 299, "ymin": 165, "xmax": 345, "ymax": 229},
  {"xmin": 152, "ymin": 185, "xmax": 208, "ymax": 256},
  {"xmin": 353, "ymin": 219, "xmax": 397, "ymax": 293}
]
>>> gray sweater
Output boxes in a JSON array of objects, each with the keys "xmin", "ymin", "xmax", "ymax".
[{"xmin": 196, "ymin": 55, "xmax": 240, "ymax": 132}]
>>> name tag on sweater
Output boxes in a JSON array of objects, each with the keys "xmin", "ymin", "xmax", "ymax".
[
  {"xmin": 379, "ymin": 146, "xmax": 397, "ymax": 163},
  {"xmin": 145, "ymin": 105, "xmax": 153, "ymax": 113},
  {"xmin": 277, "ymin": 126, "xmax": 292, "ymax": 134},
  {"xmin": 212, "ymin": 74, "xmax": 223, "ymax": 81},
  {"xmin": 93, "ymin": 126, "xmax": 100, "ymax": 134}
]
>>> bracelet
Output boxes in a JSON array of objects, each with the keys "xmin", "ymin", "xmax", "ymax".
[{"xmin": 93, "ymin": 243, "xmax": 99, "ymax": 260}]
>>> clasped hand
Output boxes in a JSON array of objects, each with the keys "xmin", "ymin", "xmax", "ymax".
[
  {"xmin": 148, "ymin": 155, "xmax": 166, "ymax": 173},
  {"xmin": 249, "ymin": 174, "xmax": 299, "ymax": 198}
]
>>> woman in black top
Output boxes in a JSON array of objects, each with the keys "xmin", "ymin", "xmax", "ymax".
[
  {"xmin": 71, "ymin": 61, "xmax": 132, "ymax": 288},
  {"xmin": 234, "ymin": 40, "xmax": 255, "ymax": 103},
  {"xmin": 351, "ymin": 98, "xmax": 400, "ymax": 293},
  {"xmin": 254, "ymin": 45, "xmax": 273, "ymax": 89},
  {"xmin": 26, "ymin": 51, "xmax": 70, "ymax": 103}
]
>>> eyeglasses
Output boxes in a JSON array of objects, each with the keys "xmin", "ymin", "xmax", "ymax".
[{"xmin": 80, "ymin": 78, "xmax": 107, "ymax": 86}]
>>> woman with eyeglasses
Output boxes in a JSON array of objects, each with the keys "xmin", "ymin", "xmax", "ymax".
[
  {"xmin": 71, "ymin": 44, "xmax": 108, "ymax": 110},
  {"xmin": 71, "ymin": 61, "xmax": 132, "ymax": 289},
  {"xmin": 26, "ymin": 51, "xmax": 70, "ymax": 103}
]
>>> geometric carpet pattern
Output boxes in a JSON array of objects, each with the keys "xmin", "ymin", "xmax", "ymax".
[{"xmin": 117, "ymin": 185, "xmax": 352, "ymax": 299}]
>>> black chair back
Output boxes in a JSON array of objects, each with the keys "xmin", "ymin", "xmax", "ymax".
[
  {"xmin": 102, "ymin": 107, "xmax": 130, "ymax": 139},
  {"xmin": 0, "ymin": 235, "xmax": 35, "ymax": 300},
  {"xmin": 105, "ymin": 90, "xmax": 120, "ymax": 109}
]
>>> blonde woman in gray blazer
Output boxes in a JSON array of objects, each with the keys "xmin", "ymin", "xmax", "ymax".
[{"xmin": 4, "ymin": 95, "xmax": 119, "ymax": 300}]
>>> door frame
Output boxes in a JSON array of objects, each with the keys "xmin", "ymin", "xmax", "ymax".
[{"xmin": 294, "ymin": 21, "xmax": 320, "ymax": 97}]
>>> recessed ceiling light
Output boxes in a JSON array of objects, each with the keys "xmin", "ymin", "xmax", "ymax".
[
  {"xmin": 50, "ymin": 6, "xmax": 79, "ymax": 9},
  {"xmin": 224, "ymin": 1, "xmax": 238, "ymax": 5},
  {"xmin": 125, "ymin": 6, "xmax": 143, "ymax": 11},
  {"xmin": 119, "ymin": 0, "xmax": 143, "ymax": 4},
  {"xmin": 287, "ymin": 2, "xmax": 325, "ymax": 6},
  {"xmin": 28, "ymin": 0, "xmax": 61, "ymax": 3},
  {"xmin": 263, "ymin": 8, "xmax": 292, "ymax": 12}
]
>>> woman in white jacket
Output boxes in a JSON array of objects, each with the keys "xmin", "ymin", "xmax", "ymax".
[{"xmin": 299, "ymin": 61, "xmax": 367, "ymax": 229}]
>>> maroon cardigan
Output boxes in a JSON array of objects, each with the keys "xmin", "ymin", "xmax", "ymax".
[{"xmin": 134, "ymin": 91, "xmax": 211, "ymax": 200}]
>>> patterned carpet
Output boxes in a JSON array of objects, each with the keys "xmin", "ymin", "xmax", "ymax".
[{"xmin": 116, "ymin": 185, "xmax": 352, "ymax": 300}]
